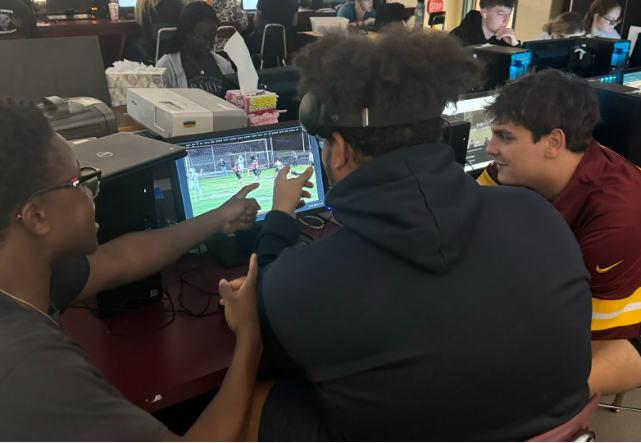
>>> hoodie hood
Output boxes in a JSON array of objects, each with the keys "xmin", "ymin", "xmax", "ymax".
[{"xmin": 326, "ymin": 143, "xmax": 481, "ymax": 274}]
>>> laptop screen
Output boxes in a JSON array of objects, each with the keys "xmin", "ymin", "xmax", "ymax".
[
  {"xmin": 118, "ymin": 0, "xmax": 136, "ymax": 8},
  {"xmin": 443, "ymin": 93, "xmax": 497, "ymax": 173},
  {"xmin": 174, "ymin": 123, "xmax": 326, "ymax": 221}
]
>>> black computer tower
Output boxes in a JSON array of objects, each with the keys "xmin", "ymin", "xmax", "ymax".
[
  {"xmin": 574, "ymin": 38, "xmax": 630, "ymax": 78},
  {"xmin": 442, "ymin": 116, "xmax": 471, "ymax": 167},
  {"xmin": 590, "ymin": 82, "xmax": 641, "ymax": 166},
  {"xmin": 86, "ymin": 169, "xmax": 163, "ymax": 318},
  {"xmin": 470, "ymin": 45, "xmax": 532, "ymax": 91}
]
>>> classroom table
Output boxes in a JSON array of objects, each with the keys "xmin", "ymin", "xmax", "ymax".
[{"xmin": 61, "ymin": 218, "xmax": 341, "ymax": 413}]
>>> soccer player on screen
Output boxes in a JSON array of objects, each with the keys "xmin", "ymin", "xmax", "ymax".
[
  {"xmin": 233, "ymin": 163, "xmax": 244, "ymax": 187},
  {"xmin": 251, "ymin": 159, "xmax": 261, "ymax": 183}
]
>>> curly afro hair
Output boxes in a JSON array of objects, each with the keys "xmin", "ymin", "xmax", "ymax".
[{"xmin": 295, "ymin": 28, "xmax": 483, "ymax": 158}]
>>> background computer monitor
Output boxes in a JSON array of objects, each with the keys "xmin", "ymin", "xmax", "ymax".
[
  {"xmin": 222, "ymin": 66, "xmax": 301, "ymax": 122},
  {"xmin": 523, "ymin": 38, "xmax": 579, "ymax": 72},
  {"xmin": 0, "ymin": 36, "xmax": 111, "ymax": 106},
  {"xmin": 622, "ymin": 68, "xmax": 641, "ymax": 89},
  {"xmin": 170, "ymin": 122, "xmax": 326, "ymax": 222},
  {"xmin": 443, "ymin": 92, "xmax": 497, "ymax": 174},
  {"xmin": 118, "ymin": 0, "xmax": 136, "ymax": 9},
  {"xmin": 242, "ymin": 0, "xmax": 258, "ymax": 10},
  {"xmin": 591, "ymin": 82, "xmax": 641, "ymax": 166},
  {"xmin": 45, "ymin": 0, "xmax": 92, "ymax": 13}
]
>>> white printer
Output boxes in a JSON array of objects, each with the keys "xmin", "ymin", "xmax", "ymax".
[{"xmin": 127, "ymin": 89, "xmax": 247, "ymax": 138}]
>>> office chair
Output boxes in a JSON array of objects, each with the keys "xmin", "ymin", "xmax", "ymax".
[
  {"xmin": 154, "ymin": 25, "xmax": 177, "ymax": 64},
  {"xmin": 526, "ymin": 394, "xmax": 601, "ymax": 442},
  {"xmin": 254, "ymin": 23, "xmax": 288, "ymax": 70}
]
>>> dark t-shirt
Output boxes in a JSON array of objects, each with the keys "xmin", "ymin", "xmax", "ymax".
[
  {"xmin": 140, "ymin": 0, "xmax": 183, "ymax": 57},
  {"xmin": 0, "ymin": 256, "xmax": 167, "ymax": 440},
  {"xmin": 0, "ymin": 0, "xmax": 41, "ymax": 39},
  {"xmin": 182, "ymin": 53, "xmax": 225, "ymax": 96},
  {"xmin": 256, "ymin": 0, "xmax": 298, "ymax": 31}
]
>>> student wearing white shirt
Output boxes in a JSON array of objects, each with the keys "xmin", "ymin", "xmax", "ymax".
[
  {"xmin": 585, "ymin": 0, "xmax": 622, "ymax": 39},
  {"xmin": 531, "ymin": 12, "xmax": 587, "ymax": 41}
]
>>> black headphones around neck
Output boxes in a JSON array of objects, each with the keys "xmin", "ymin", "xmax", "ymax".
[{"xmin": 299, "ymin": 93, "xmax": 446, "ymax": 139}]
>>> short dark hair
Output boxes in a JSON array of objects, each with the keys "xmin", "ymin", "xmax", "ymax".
[
  {"xmin": 479, "ymin": 0, "xmax": 517, "ymax": 9},
  {"xmin": 0, "ymin": 101, "xmax": 55, "ymax": 241},
  {"xmin": 295, "ymin": 28, "xmax": 482, "ymax": 159},
  {"xmin": 166, "ymin": 2, "xmax": 219, "ymax": 54},
  {"xmin": 487, "ymin": 70, "xmax": 600, "ymax": 153}
]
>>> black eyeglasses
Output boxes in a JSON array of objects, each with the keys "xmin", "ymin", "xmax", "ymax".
[
  {"xmin": 599, "ymin": 14, "xmax": 622, "ymax": 26},
  {"xmin": 191, "ymin": 34, "xmax": 216, "ymax": 45},
  {"xmin": 16, "ymin": 167, "xmax": 102, "ymax": 220}
]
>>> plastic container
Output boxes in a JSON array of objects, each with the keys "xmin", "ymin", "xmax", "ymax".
[{"xmin": 310, "ymin": 17, "xmax": 349, "ymax": 34}]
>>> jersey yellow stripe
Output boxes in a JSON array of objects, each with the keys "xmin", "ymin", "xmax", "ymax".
[
  {"xmin": 477, "ymin": 169, "xmax": 498, "ymax": 186},
  {"xmin": 592, "ymin": 288, "xmax": 641, "ymax": 331}
]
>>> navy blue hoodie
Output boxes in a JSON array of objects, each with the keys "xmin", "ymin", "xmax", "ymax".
[{"xmin": 256, "ymin": 142, "xmax": 591, "ymax": 441}]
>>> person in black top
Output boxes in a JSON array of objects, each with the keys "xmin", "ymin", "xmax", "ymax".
[
  {"xmin": 231, "ymin": 28, "xmax": 593, "ymax": 441},
  {"xmin": 0, "ymin": 101, "xmax": 264, "ymax": 441},
  {"xmin": 450, "ymin": 0, "xmax": 519, "ymax": 47},
  {"xmin": 253, "ymin": 0, "xmax": 299, "ymax": 32},
  {"xmin": 0, "ymin": 0, "xmax": 40, "ymax": 39},
  {"xmin": 134, "ymin": 0, "xmax": 183, "ymax": 61}
]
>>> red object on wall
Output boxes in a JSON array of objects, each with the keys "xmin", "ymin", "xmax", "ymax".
[{"xmin": 427, "ymin": 0, "xmax": 444, "ymax": 14}]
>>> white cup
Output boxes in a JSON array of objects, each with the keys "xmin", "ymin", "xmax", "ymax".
[{"xmin": 108, "ymin": 2, "xmax": 119, "ymax": 20}]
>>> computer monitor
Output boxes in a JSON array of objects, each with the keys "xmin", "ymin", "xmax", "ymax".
[
  {"xmin": 443, "ymin": 92, "xmax": 497, "ymax": 174},
  {"xmin": 221, "ymin": 66, "xmax": 301, "ymax": 122},
  {"xmin": 45, "ymin": 0, "xmax": 92, "ymax": 13},
  {"xmin": 170, "ymin": 121, "xmax": 326, "ymax": 222},
  {"xmin": 622, "ymin": 68, "xmax": 641, "ymax": 89},
  {"xmin": 523, "ymin": 38, "xmax": 580, "ymax": 72},
  {"xmin": 242, "ymin": 0, "xmax": 258, "ymax": 10},
  {"xmin": 118, "ymin": 0, "xmax": 136, "ymax": 8}
]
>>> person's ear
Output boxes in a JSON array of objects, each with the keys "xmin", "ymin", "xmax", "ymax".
[
  {"xmin": 18, "ymin": 200, "xmax": 52, "ymax": 237},
  {"xmin": 544, "ymin": 128, "xmax": 566, "ymax": 159},
  {"xmin": 330, "ymin": 132, "xmax": 353, "ymax": 171},
  {"xmin": 481, "ymin": 8, "xmax": 488, "ymax": 18}
]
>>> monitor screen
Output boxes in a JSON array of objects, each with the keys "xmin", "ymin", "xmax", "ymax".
[
  {"xmin": 243, "ymin": 0, "xmax": 258, "ymax": 9},
  {"xmin": 623, "ymin": 70, "xmax": 641, "ymax": 89},
  {"xmin": 174, "ymin": 123, "xmax": 325, "ymax": 221},
  {"xmin": 118, "ymin": 0, "xmax": 136, "ymax": 8},
  {"xmin": 612, "ymin": 41, "xmax": 631, "ymax": 69},
  {"xmin": 443, "ymin": 93, "xmax": 497, "ymax": 172}
]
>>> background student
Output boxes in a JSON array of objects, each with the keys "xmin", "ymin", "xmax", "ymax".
[
  {"xmin": 532, "ymin": 11, "xmax": 587, "ymax": 40},
  {"xmin": 157, "ymin": 2, "xmax": 234, "ymax": 96},
  {"xmin": 337, "ymin": 0, "xmax": 376, "ymax": 26},
  {"xmin": 585, "ymin": 0, "xmax": 622, "ymax": 39},
  {"xmin": 450, "ymin": 0, "xmax": 519, "ymax": 46}
]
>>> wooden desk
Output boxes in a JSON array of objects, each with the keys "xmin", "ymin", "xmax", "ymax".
[
  {"xmin": 61, "ymin": 219, "xmax": 341, "ymax": 413},
  {"xmin": 38, "ymin": 19, "xmax": 139, "ymax": 68}
]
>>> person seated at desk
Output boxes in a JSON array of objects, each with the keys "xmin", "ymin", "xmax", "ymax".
[
  {"xmin": 134, "ymin": 0, "xmax": 184, "ymax": 62},
  {"xmin": 0, "ymin": 0, "xmax": 41, "ymax": 39},
  {"xmin": 237, "ymin": 28, "xmax": 593, "ymax": 441},
  {"xmin": 337, "ymin": 0, "xmax": 376, "ymax": 26},
  {"xmin": 585, "ymin": 0, "xmax": 622, "ymax": 39},
  {"xmin": 0, "ymin": 101, "xmax": 265, "ymax": 440},
  {"xmin": 531, "ymin": 12, "xmax": 587, "ymax": 40},
  {"xmin": 450, "ymin": 0, "xmax": 518, "ymax": 47},
  {"xmin": 478, "ymin": 69, "xmax": 641, "ymax": 396},
  {"xmin": 157, "ymin": 2, "xmax": 234, "ymax": 96},
  {"xmin": 253, "ymin": 0, "xmax": 299, "ymax": 32},
  {"xmin": 209, "ymin": 0, "xmax": 249, "ymax": 52}
]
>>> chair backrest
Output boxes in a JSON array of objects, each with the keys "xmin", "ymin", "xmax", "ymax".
[
  {"xmin": 526, "ymin": 394, "xmax": 601, "ymax": 442},
  {"xmin": 155, "ymin": 26, "xmax": 177, "ymax": 64},
  {"xmin": 152, "ymin": 23, "xmax": 178, "ymax": 42},
  {"xmin": 218, "ymin": 21, "xmax": 243, "ymax": 38},
  {"xmin": 260, "ymin": 23, "xmax": 287, "ymax": 57}
]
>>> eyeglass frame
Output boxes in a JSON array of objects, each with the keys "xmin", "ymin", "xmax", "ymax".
[
  {"xmin": 598, "ymin": 14, "xmax": 622, "ymax": 27},
  {"xmin": 190, "ymin": 33, "xmax": 217, "ymax": 45},
  {"xmin": 16, "ymin": 166, "xmax": 102, "ymax": 221}
]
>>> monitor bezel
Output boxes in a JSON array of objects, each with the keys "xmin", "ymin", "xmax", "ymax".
[{"xmin": 167, "ymin": 121, "xmax": 328, "ymax": 223}]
